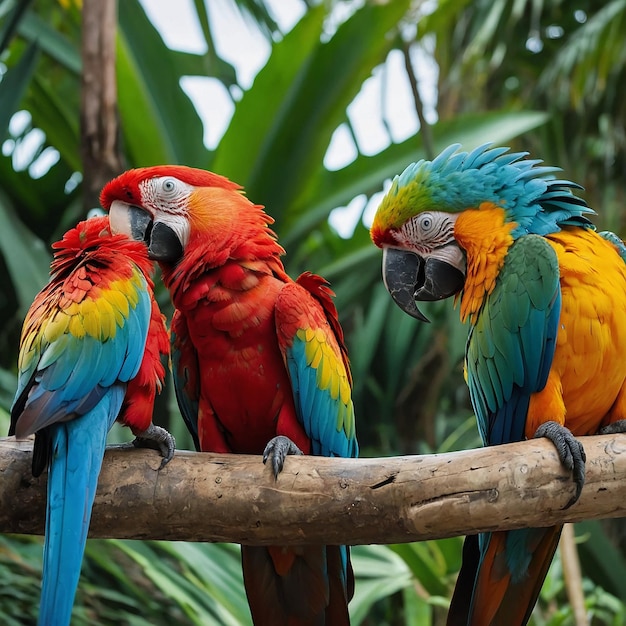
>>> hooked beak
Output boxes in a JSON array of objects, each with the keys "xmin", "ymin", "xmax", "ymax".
[
  {"xmin": 382, "ymin": 247, "xmax": 466, "ymax": 322},
  {"xmin": 109, "ymin": 201, "xmax": 183, "ymax": 263}
]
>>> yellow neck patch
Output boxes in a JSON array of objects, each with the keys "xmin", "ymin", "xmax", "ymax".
[{"xmin": 454, "ymin": 203, "xmax": 516, "ymax": 323}]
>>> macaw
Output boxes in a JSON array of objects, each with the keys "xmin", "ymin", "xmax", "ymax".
[
  {"xmin": 369, "ymin": 143, "xmax": 626, "ymax": 626},
  {"xmin": 100, "ymin": 165, "xmax": 359, "ymax": 625},
  {"xmin": 9, "ymin": 215, "xmax": 174, "ymax": 626}
]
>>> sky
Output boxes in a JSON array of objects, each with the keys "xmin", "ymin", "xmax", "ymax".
[{"xmin": 139, "ymin": 0, "xmax": 438, "ymax": 235}]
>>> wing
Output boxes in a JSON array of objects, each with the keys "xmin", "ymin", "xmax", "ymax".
[
  {"xmin": 275, "ymin": 272, "xmax": 358, "ymax": 459},
  {"xmin": 120, "ymin": 293, "xmax": 169, "ymax": 434},
  {"xmin": 465, "ymin": 234, "xmax": 561, "ymax": 445},
  {"xmin": 171, "ymin": 308, "xmax": 201, "ymax": 451},
  {"xmin": 10, "ymin": 265, "xmax": 152, "ymax": 439}
]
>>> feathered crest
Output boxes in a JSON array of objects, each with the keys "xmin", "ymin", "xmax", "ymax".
[{"xmin": 378, "ymin": 143, "xmax": 594, "ymax": 238}]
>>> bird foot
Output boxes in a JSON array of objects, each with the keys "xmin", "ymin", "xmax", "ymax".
[
  {"xmin": 262, "ymin": 435, "xmax": 303, "ymax": 479},
  {"xmin": 533, "ymin": 421, "xmax": 586, "ymax": 508},
  {"xmin": 599, "ymin": 419, "xmax": 626, "ymax": 435},
  {"xmin": 132, "ymin": 424, "xmax": 176, "ymax": 469}
]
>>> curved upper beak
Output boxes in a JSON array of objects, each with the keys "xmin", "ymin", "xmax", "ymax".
[
  {"xmin": 109, "ymin": 201, "xmax": 183, "ymax": 263},
  {"xmin": 382, "ymin": 247, "xmax": 466, "ymax": 322}
]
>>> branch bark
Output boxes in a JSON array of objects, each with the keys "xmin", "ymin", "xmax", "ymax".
[{"xmin": 1, "ymin": 434, "xmax": 625, "ymax": 544}]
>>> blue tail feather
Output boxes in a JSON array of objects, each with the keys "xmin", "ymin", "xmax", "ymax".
[{"xmin": 38, "ymin": 386, "xmax": 124, "ymax": 626}]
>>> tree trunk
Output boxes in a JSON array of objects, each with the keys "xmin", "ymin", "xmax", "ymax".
[
  {"xmin": 81, "ymin": 0, "xmax": 122, "ymax": 210},
  {"xmin": 1, "ymin": 434, "xmax": 625, "ymax": 544}
]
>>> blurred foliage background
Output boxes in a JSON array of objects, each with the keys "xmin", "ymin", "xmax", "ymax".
[{"xmin": 1, "ymin": 0, "xmax": 625, "ymax": 624}]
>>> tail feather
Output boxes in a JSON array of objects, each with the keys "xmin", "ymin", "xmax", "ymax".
[
  {"xmin": 241, "ymin": 544, "xmax": 352, "ymax": 625},
  {"xmin": 448, "ymin": 526, "xmax": 562, "ymax": 626},
  {"xmin": 39, "ymin": 387, "xmax": 123, "ymax": 626}
]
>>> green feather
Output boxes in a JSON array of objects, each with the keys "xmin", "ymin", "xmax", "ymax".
[{"xmin": 465, "ymin": 235, "xmax": 560, "ymax": 444}]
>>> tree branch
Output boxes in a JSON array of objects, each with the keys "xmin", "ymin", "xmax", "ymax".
[{"xmin": 1, "ymin": 434, "xmax": 625, "ymax": 544}]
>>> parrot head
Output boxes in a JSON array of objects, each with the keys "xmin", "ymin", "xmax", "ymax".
[
  {"xmin": 370, "ymin": 143, "xmax": 593, "ymax": 322},
  {"xmin": 100, "ymin": 166, "xmax": 259, "ymax": 264}
]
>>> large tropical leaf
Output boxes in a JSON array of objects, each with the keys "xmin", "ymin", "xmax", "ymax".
[
  {"xmin": 284, "ymin": 109, "xmax": 549, "ymax": 244},
  {"xmin": 0, "ymin": 41, "xmax": 39, "ymax": 142},
  {"xmin": 117, "ymin": 0, "xmax": 210, "ymax": 167},
  {"xmin": 213, "ymin": 0, "xmax": 413, "ymax": 225}
]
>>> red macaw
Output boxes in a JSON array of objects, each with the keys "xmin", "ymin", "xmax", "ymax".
[
  {"xmin": 100, "ymin": 166, "xmax": 358, "ymax": 625},
  {"xmin": 9, "ymin": 216, "xmax": 174, "ymax": 626},
  {"xmin": 370, "ymin": 143, "xmax": 626, "ymax": 626}
]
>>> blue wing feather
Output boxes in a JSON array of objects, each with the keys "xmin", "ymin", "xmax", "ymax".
[
  {"xmin": 12, "ymin": 279, "xmax": 151, "ymax": 439},
  {"xmin": 171, "ymin": 311, "xmax": 201, "ymax": 451},
  {"xmin": 276, "ymin": 282, "xmax": 358, "ymax": 460}
]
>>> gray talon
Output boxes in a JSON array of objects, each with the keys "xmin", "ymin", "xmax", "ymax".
[
  {"xmin": 133, "ymin": 424, "xmax": 176, "ymax": 469},
  {"xmin": 262, "ymin": 435, "xmax": 303, "ymax": 479},
  {"xmin": 599, "ymin": 419, "xmax": 626, "ymax": 435},
  {"xmin": 534, "ymin": 420, "xmax": 585, "ymax": 508}
]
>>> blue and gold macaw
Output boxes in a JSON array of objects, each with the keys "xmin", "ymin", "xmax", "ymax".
[
  {"xmin": 100, "ymin": 166, "xmax": 359, "ymax": 625},
  {"xmin": 370, "ymin": 144, "xmax": 626, "ymax": 625},
  {"xmin": 9, "ymin": 216, "xmax": 173, "ymax": 626}
]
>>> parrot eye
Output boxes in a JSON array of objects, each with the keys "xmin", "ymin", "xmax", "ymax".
[
  {"xmin": 161, "ymin": 178, "xmax": 179, "ymax": 194},
  {"xmin": 418, "ymin": 213, "xmax": 434, "ymax": 232}
]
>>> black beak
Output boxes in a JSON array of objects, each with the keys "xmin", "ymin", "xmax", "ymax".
[
  {"xmin": 382, "ymin": 247, "xmax": 465, "ymax": 322},
  {"xmin": 147, "ymin": 221, "xmax": 184, "ymax": 263},
  {"xmin": 112, "ymin": 204, "xmax": 183, "ymax": 263}
]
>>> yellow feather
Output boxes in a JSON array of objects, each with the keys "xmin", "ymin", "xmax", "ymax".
[
  {"xmin": 316, "ymin": 352, "xmax": 332, "ymax": 390},
  {"xmin": 78, "ymin": 299, "xmax": 101, "ymax": 338},
  {"xmin": 527, "ymin": 228, "xmax": 626, "ymax": 436},
  {"xmin": 315, "ymin": 328, "xmax": 326, "ymax": 344},
  {"xmin": 95, "ymin": 297, "xmax": 118, "ymax": 339},
  {"xmin": 68, "ymin": 314, "xmax": 85, "ymax": 338},
  {"xmin": 104, "ymin": 288, "xmax": 130, "ymax": 320},
  {"xmin": 310, "ymin": 343, "xmax": 323, "ymax": 369},
  {"xmin": 340, "ymin": 379, "xmax": 351, "ymax": 405},
  {"xmin": 329, "ymin": 366, "xmax": 340, "ymax": 400},
  {"xmin": 43, "ymin": 312, "xmax": 69, "ymax": 344}
]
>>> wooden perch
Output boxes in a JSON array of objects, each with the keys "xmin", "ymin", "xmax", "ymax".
[{"xmin": 1, "ymin": 434, "xmax": 625, "ymax": 545}]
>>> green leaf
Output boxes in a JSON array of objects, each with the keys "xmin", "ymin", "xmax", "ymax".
[
  {"xmin": 0, "ymin": 189, "xmax": 50, "ymax": 316},
  {"xmin": 215, "ymin": 1, "xmax": 413, "ymax": 223},
  {"xmin": 162, "ymin": 542, "xmax": 250, "ymax": 624},
  {"xmin": 27, "ymin": 75, "xmax": 80, "ymax": 171},
  {"xmin": 117, "ymin": 0, "xmax": 209, "ymax": 167},
  {"xmin": 0, "ymin": 152, "xmax": 77, "ymax": 240},
  {"xmin": 402, "ymin": 585, "xmax": 435, "ymax": 626},
  {"xmin": 0, "ymin": 41, "xmax": 40, "ymax": 142},
  {"xmin": 212, "ymin": 4, "xmax": 326, "ymax": 182},
  {"xmin": 350, "ymin": 544, "xmax": 413, "ymax": 625},
  {"xmin": 17, "ymin": 12, "xmax": 80, "ymax": 74},
  {"xmin": 390, "ymin": 541, "xmax": 456, "ymax": 597},
  {"xmin": 285, "ymin": 110, "xmax": 550, "ymax": 245},
  {"xmin": 576, "ymin": 520, "xmax": 626, "ymax": 601},
  {"xmin": 0, "ymin": 0, "xmax": 34, "ymax": 54},
  {"xmin": 113, "ymin": 540, "xmax": 249, "ymax": 625}
]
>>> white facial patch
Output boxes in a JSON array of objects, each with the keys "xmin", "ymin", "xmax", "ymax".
[
  {"xmin": 398, "ymin": 211, "xmax": 459, "ymax": 256},
  {"xmin": 139, "ymin": 176, "xmax": 195, "ymax": 249}
]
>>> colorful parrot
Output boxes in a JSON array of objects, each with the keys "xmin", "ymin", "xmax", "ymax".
[
  {"xmin": 100, "ymin": 165, "xmax": 359, "ymax": 625},
  {"xmin": 9, "ymin": 215, "xmax": 174, "ymax": 626},
  {"xmin": 369, "ymin": 143, "xmax": 626, "ymax": 626}
]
